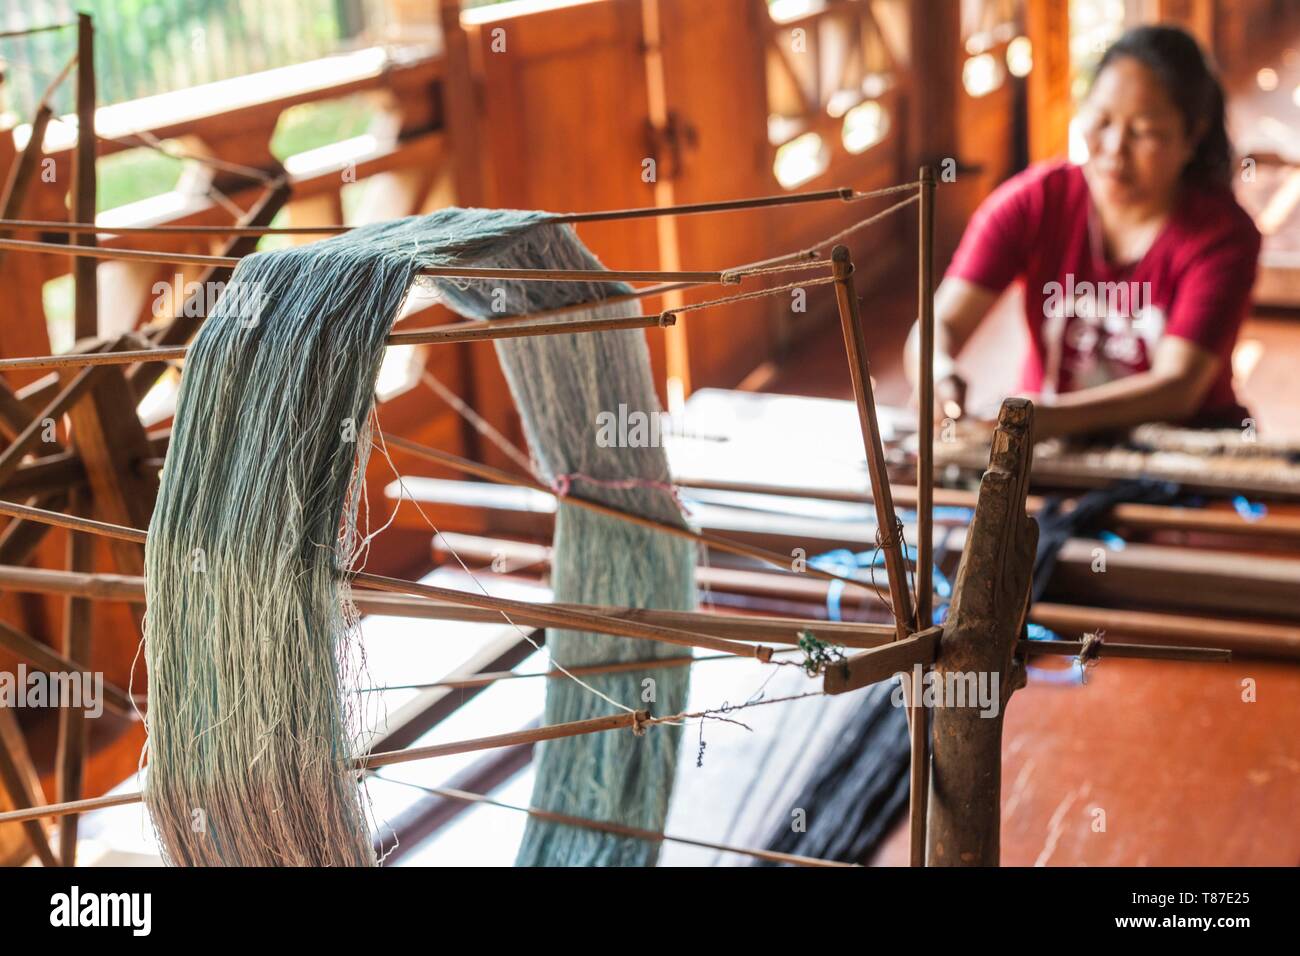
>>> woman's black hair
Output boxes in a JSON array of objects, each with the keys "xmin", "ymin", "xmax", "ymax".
[{"xmin": 1094, "ymin": 24, "xmax": 1233, "ymax": 188}]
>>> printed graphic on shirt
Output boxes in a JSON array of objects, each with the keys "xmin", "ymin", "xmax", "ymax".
[{"xmin": 1040, "ymin": 275, "xmax": 1164, "ymax": 396}]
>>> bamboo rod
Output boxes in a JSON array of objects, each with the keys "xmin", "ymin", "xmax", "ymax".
[
  {"xmin": 0, "ymin": 790, "xmax": 139, "ymax": 824},
  {"xmin": 353, "ymin": 570, "xmax": 772, "ymax": 660},
  {"xmin": 552, "ymin": 187, "xmax": 855, "ymax": 223},
  {"xmin": 0, "ymin": 235, "xmax": 736, "ymax": 284},
  {"xmin": 56, "ymin": 489, "xmax": 94, "ymax": 863},
  {"xmin": 1031, "ymin": 603, "xmax": 1298, "ymax": 660},
  {"xmin": 385, "ymin": 434, "xmax": 877, "ymax": 595},
  {"xmin": 73, "ymin": 13, "xmax": 97, "ymax": 340},
  {"xmin": 0, "ymin": 183, "xmax": 920, "ymax": 237},
  {"xmin": 0, "ymin": 712, "xmax": 662, "ymax": 826},
  {"xmin": 0, "ymin": 189, "xmax": 854, "ymax": 237},
  {"xmin": 0, "ymin": 497, "xmax": 145, "ymax": 543},
  {"xmin": 427, "ymin": 533, "xmax": 1237, "ymax": 663},
  {"xmin": 372, "ymin": 653, "xmax": 715, "ymax": 691},
  {"xmin": 737, "ymin": 192, "xmax": 920, "ymax": 275},
  {"xmin": 398, "ymin": 782, "xmax": 854, "ymax": 867},
  {"xmin": 910, "ymin": 164, "xmax": 936, "ymax": 869},
  {"xmin": 916, "ymin": 165, "xmax": 935, "ymax": 630},
  {"xmin": 0, "ymin": 312, "xmax": 675, "ymax": 373},
  {"xmin": 0, "ymin": 557, "xmax": 1228, "ymax": 665},
  {"xmin": 0, "ymin": 23, "xmax": 73, "ymax": 40},
  {"xmin": 1019, "ymin": 639, "xmax": 1229, "ymax": 663},
  {"xmin": 0, "ymin": 499, "xmax": 775, "ymax": 659},
  {"xmin": 830, "ymin": 243, "xmax": 924, "ymax": 866},
  {"xmin": 829, "ymin": 246, "xmax": 914, "ymax": 636},
  {"xmin": 360, "ymin": 712, "xmax": 644, "ymax": 769},
  {"xmin": 0, "ymin": 562, "xmax": 895, "ymax": 647}
]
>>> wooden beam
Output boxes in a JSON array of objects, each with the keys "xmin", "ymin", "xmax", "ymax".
[
  {"xmin": 67, "ymin": 354, "xmax": 159, "ymax": 581},
  {"xmin": 56, "ymin": 489, "xmax": 94, "ymax": 864},
  {"xmin": 438, "ymin": 0, "xmax": 485, "ymax": 206},
  {"xmin": 1024, "ymin": 0, "xmax": 1072, "ymax": 162},
  {"xmin": 0, "ymin": 707, "xmax": 58, "ymax": 866},
  {"xmin": 0, "ymin": 362, "xmax": 108, "ymax": 488},
  {"xmin": 0, "ymin": 618, "xmax": 134, "ymax": 718},
  {"xmin": 916, "ymin": 164, "xmax": 935, "ymax": 629},
  {"xmin": 906, "ymin": 0, "xmax": 961, "ymax": 167},
  {"xmin": 73, "ymin": 13, "xmax": 97, "ymax": 341},
  {"xmin": 0, "ymin": 492, "xmax": 68, "ymax": 566},
  {"xmin": 4, "ymin": 453, "xmax": 85, "ymax": 498}
]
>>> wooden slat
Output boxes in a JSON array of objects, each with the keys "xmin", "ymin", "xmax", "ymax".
[
  {"xmin": 0, "ymin": 706, "xmax": 57, "ymax": 866},
  {"xmin": 56, "ymin": 489, "xmax": 94, "ymax": 864},
  {"xmin": 73, "ymin": 13, "xmax": 97, "ymax": 341}
]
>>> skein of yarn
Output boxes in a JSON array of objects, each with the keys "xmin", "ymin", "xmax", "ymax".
[
  {"xmin": 144, "ymin": 209, "xmax": 693, "ymax": 866},
  {"xmin": 435, "ymin": 221, "xmax": 696, "ymax": 867}
]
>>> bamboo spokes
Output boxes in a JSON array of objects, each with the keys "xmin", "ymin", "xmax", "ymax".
[
  {"xmin": 0, "ymin": 179, "xmax": 920, "ymax": 238},
  {"xmin": 0, "ymin": 312, "xmax": 677, "ymax": 374},
  {"xmin": 383, "ymin": 434, "xmax": 880, "ymax": 596},
  {"xmin": 0, "ymin": 237, "xmax": 740, "ymax": 283},
  {"xmin": 0, "ymin": 497, "xmax": 778, "ymax": 659}
]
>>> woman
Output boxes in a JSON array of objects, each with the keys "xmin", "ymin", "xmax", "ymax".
[{"xmin": 905, "ymin": 25, "xmax": 1260, "ymax": 441}]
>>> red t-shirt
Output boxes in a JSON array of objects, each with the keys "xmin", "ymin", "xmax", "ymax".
[{"xmin": 946, "ymin": 160, "xmax": 1261, "ymax": 418}]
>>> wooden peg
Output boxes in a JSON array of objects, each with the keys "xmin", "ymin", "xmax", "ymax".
[{"xmin": 823, "ymin": 626, "xmax": 942, "ymax": 695}]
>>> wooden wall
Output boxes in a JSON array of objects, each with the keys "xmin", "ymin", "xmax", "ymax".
[{"xmin": 457, "ymin": 0, "xmax": 935, "ymax": 415}]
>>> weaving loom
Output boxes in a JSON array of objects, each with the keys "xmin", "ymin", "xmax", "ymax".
[
  {"xmin": 929, "ymin": 423, "xmax": 1300, "ymax": 500},
  {"xmin": 0, "ymin": 148, "xmax": 1261, "ymax": 869}
]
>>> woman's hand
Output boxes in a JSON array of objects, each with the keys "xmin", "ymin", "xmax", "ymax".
[{"xmin": 934, "ymin": 373, "xmax": 968, "ymax": 424}]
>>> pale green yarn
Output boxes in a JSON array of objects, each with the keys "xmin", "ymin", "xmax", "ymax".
[
  {"xmin": 144, "ymin": 209, "xmax": 693, "ymax": 867},
  {"xmin": 435, "ymin": 223, "xmax": 696, "ymax": 866}
]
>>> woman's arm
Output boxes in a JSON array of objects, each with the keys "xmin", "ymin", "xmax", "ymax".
[
  {"xmin": 904, "ymin": 276, "xmax": 999, "ymax": 420},
  {"xmin": 1027, "ymin": 335, "xmax": 1221, "ymax": 440}
]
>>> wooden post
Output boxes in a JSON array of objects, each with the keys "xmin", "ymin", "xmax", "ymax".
[
  {"xmin": 1024, "ymin": 0, "xmax": 1072, "ymax": 163},
  {"xmin": 831, "ymin": 243, "xmax": 930, "ymax": 864},
  {"xmin": 926, "ymin": 398, "xmax": 1038, "ymax": 866},
  {"xmin": 906, "ymin": 0, "xmax": 960, "ymax": 169},
  {"xmin": 438, "ymin": 0, "xmax": 484, "ymax": 206},
  {"xmin": 916, "ymin": 165, "xmax": 935, "ymax": 629},
  {"xmin": 73, "ymin": 13, "xmax": 97, "ymax": 341},
  {"xmin": 56, "ymin": 489, "xmax": 93, "ymax": 865}
]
